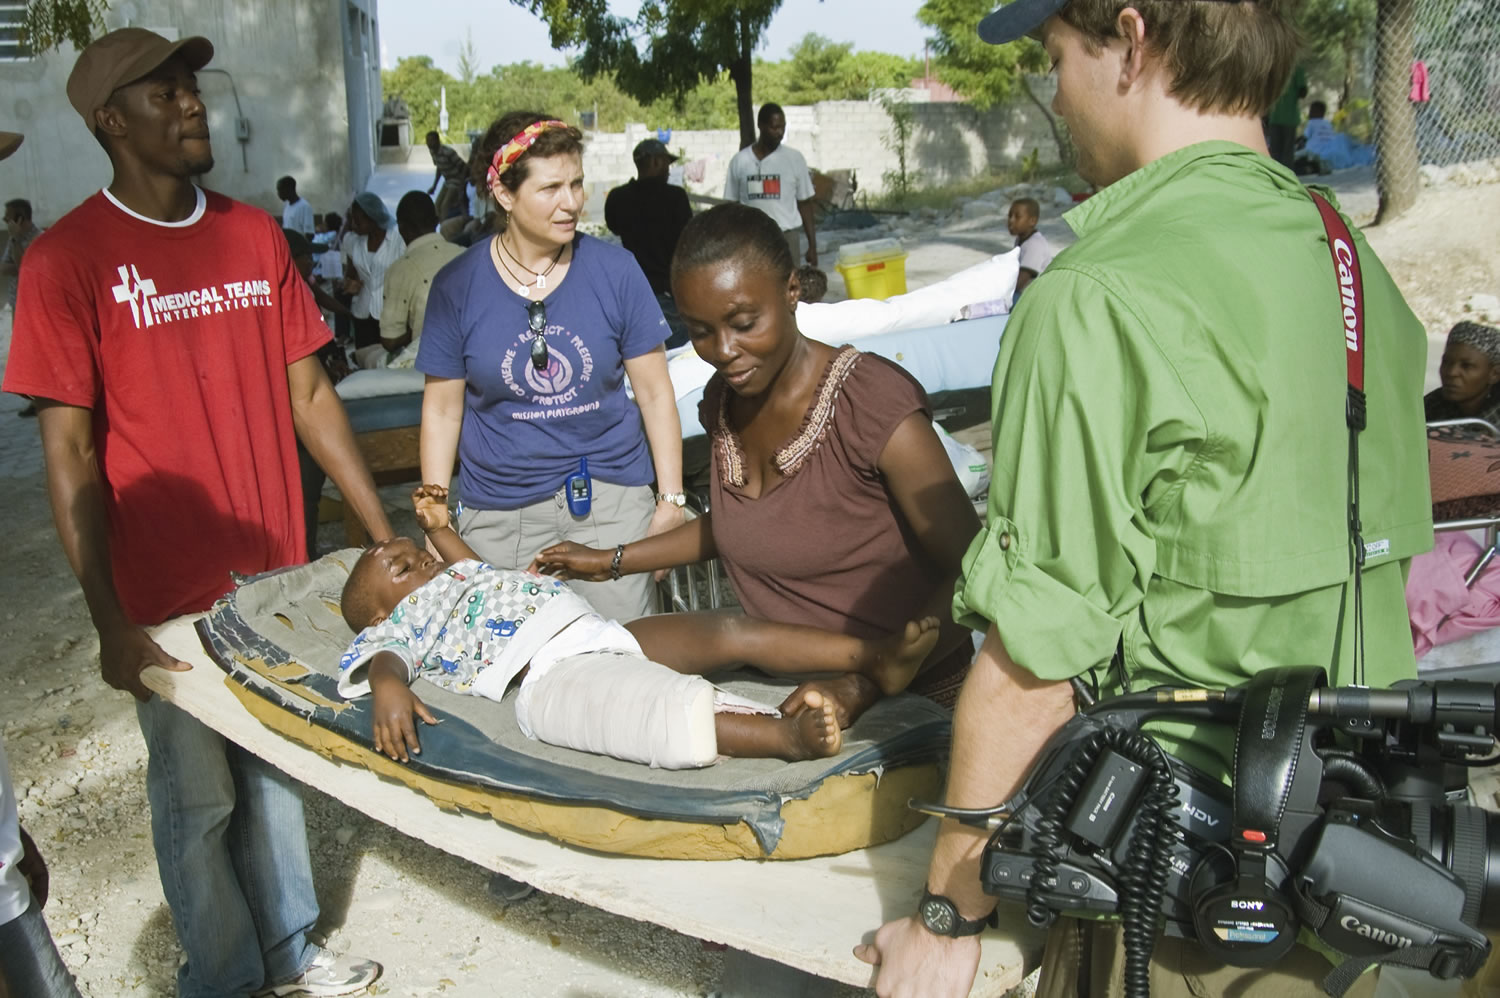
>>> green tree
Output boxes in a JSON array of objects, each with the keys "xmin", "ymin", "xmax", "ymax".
[
  {"xmin": 455, "ymin": 28, "xmax": 480, "ymax": 87},
  {"xmin": 1372, "ymin": 0, "xmax": 1419, "ymax": 222},
  {"xmin": 916, "ymin": 0, "xmax": 1046, "ymax": 108},
  {"xmin": 783, "ymin": 34, "xmax": 853, "ymax": 102},
  {"xmin": 917, "ymin": 0, "xmax": 1068, "ymax": 162},
  {"xmin": 880, "ymin": 93, "xmax": 917, "ymax": 205},
  {"xmin": 1298, "ymin": 0, "xmax": 1378, "ymax": 107},
  {"xmin": 838, "ymin": 50, "xmax": 923, "ymax": 98},
  {"xmin": 19, "ymin": 0, "xmax": 103, "ymax": 51},
  {"xmin": 773, "ymin": 35, "xmax": 921, "ymax": 104},
  {"xmin": 521, "ymin": 0, "xmax": 786, "ymax": 148},
  {"xmin": 382, "ymin": 56, "xmax": 455, "ymax": 140}
]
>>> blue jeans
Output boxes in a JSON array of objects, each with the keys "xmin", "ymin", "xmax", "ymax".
[
  {"xmin": 137, "ymin": 696, "xmax": 319, "ymax": 998},
  {"xmin": 0, "ymin": 895, "xmax": 80, "ymax": 997}
]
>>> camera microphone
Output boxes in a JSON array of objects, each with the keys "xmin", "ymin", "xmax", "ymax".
[{"xmin": 1307, "ymin": 682, "xmax": 1499, "ymax": 755}]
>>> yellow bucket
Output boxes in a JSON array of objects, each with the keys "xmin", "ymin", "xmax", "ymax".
[{"xmin": 835, "ymin": 238, "xmax": 908, "ymax": 300}]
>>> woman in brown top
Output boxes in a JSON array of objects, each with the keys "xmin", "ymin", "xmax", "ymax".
[{"xmin": 533, "ymin": 203, "xmax": 982, "ymax": 725}]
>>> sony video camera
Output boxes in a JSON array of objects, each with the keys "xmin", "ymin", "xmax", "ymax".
[{"xmin": 962, "ymin": 666, "xmax": 1500, "ymax": 997}]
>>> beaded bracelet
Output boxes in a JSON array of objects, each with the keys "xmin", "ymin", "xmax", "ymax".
[{"xmin": 609, "ymin": 543, "xmax": 625, "ymax": 580}]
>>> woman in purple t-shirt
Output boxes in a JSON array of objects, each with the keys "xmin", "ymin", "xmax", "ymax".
[
  {"xmin": 535, "ymin": 204, "xmax": 983, "ymax": 726},
  {"xmin": 417, "ymin": 112, "xmax": 686, "ymax": 623}
]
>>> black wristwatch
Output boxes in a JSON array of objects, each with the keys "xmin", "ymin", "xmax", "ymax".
[{"xmin": 917, "ymin": 889, "xmax": 993, "ymax": 938}]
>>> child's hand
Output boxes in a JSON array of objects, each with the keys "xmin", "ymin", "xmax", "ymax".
[
  {"xmin": 529, "ymin": 541, "xmax": 614, "ymax": 581},
  {"xmin": 370, "ymin": 673, "xmax": 440, "ymax": 763},
  {"xmin": 411, "ymin": 484, "xmax": 451, "ymax": 533}
]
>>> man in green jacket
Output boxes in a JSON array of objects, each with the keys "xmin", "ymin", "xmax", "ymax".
[{"xmin": 855, "ymin": 1, "xmax": 1430, "ymax": 996}]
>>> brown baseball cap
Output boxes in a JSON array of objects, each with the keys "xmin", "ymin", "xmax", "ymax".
[
  {"xmin": 66, "ymin": 28, "xmax": 214, "ymax": 133},
  {"xmin": 0, "ymin": 132, "xmax": 21, "ymax": 161}
]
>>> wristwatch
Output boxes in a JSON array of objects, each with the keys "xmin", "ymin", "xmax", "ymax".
[
  {"xmin": 916, "ymin": 890, "xmax": 993, "ymax": 938},
  {"xmin": 655, "ymin": 491, "xmax": 688, "ymax": 508}
]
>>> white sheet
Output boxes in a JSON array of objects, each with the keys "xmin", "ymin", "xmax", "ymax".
[
  {"xmin": 664, "ymin": 249, "xmax": 1019, "ymax": 411},
  {"xmin": 335, "ymin": 367, "xmax": 426, "ymax": 400}
]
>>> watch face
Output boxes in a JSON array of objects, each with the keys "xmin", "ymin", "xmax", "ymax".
[{"xmin": 920, "ymin": 898, "xmax": 956, "ymax": 936}]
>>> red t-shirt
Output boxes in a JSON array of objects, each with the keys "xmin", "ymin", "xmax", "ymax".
[{"xmin": 2, "ymin": 189, "xmax": 331, "ymax": 625}]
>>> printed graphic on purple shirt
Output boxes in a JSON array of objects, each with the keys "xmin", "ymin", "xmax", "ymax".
[{"xmin": 500, "ymin": 320, "xmax": 599, "ymax": 418}]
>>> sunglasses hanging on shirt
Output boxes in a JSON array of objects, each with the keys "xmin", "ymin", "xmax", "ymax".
[{"xmin": 528, "ymin": 300, "xmax": 549, "ymax": 370}]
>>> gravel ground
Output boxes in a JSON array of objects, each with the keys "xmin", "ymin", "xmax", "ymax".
[{"xmin": 0, "ymin": 173, "xmax": 1495, "ymax": 996}]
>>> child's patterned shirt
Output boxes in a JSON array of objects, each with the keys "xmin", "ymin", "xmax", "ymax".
[{"xmin": 337, "ymin": 559, "xmax": 596, "ymax": 701}]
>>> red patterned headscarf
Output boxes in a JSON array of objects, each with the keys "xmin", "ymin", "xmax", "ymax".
[{"xmin": 486, "ymin": 119, "xmax": 569, "ymax": 187}]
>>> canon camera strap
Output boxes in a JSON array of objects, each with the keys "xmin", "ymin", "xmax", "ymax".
[{"xmin": 1309, "ymin": 191, "xmax": 1368, "ymax": 687}]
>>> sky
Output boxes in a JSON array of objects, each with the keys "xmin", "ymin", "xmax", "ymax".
[{"xmin": 378, "ymin": 0, "xmax": 936, "ymax": 76}]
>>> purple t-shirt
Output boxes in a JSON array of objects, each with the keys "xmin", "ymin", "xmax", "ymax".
[{"xmin": 416, "ymin": 234, "xmax": 670, "ymax": 508}]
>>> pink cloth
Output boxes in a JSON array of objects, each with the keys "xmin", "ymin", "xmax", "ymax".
[
  {"xmin": 1410, "ymin": 60, "xmax": 1430, "ymax": 103},
  {"xmin": 1406, "ymin": 533, "xmax": 1500, "ymax": 657}
]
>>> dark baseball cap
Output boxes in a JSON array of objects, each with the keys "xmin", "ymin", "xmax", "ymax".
[
  {"xmin": 0, "ymin": 131, "xmax": 21, "ymax": 161},
  {"xmin": 978, "ymin": 0, "xmax": 1067, "ymax": 45},
  {"xmin": 67, "ymin": 28, "xmax": 215, "ymax": 133},
  {"xmin": 632, "ymin": 138, "xmax": 678, "ymax": 164}
]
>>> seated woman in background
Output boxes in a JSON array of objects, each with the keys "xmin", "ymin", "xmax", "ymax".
[
  {"xmin": 342, "ymin": 192, "xmax": 405, "ymax": 352},
  {"xmin": 1426, "ymin": 321, "xmax": 1500, "ymax": 426},
  {"xmin": 534, "ymin": 203, "xmax": 983, "ymax": 725}
]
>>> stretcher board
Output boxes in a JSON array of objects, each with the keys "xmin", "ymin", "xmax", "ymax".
[
  {"xmin": 144, "ymin": 614, "xmax": 1039, "ymax": 992},
  {"xmin": 193, "ymin": 552, "xmax": 953, "ymax": 860}
]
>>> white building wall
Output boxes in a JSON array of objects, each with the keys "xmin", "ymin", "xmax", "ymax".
[{"xmin": 1, "ymin": 0, "xmax": 378, "ymax": 226}]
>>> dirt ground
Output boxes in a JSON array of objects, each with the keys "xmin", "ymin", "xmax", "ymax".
[{"xmin": 0, "ymin": 175, "xmax": 1495, "ymax": 997}]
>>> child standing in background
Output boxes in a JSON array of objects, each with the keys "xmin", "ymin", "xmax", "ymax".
[{"xmin": 1008, "ymin": 197, "xmax": 1054, "ymax": 300}]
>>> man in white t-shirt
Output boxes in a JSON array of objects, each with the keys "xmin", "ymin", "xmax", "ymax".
[
  {"xmin": 0, "ymin": 129, "xmax": 80, "ymax": 998},
  {"xmin": 723, "ymin": 102, "xmax": 818, "ymax": 266},
  {"xmin": 277, "ymin": 175, "xmax": 315, "ymax": 237},
  {"xmin": 1007, "ymin": 196, "xmax": 1054, "ymax": 300}
]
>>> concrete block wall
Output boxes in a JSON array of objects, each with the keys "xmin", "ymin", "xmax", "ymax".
[{"xmin": 574, "ymin": 82, "xmax": 1064, "ymax": 217}]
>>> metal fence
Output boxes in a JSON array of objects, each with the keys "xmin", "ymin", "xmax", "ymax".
[{"xmin": 1365, "ymin": 0, "xmax": 1500, "ymax": 213}]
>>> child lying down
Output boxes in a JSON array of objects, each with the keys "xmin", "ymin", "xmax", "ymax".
[{"xmin": 337, "ymin": 485, "xmax": 939, "ymax": 769}]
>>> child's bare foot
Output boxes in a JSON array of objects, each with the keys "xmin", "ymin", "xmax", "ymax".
[
  {"xmin": 865, "ymin": 616, "xmax": 941, "ymax": 696},
  {"xmin": 779, "ymin": 690, "xmax": 842, "ymax": 761},
  {"xmin": 780, "ymin": 674, "xmax": 881, "ymax": 729}
]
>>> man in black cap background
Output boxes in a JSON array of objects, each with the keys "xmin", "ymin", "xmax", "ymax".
[
  {"xmin": 2, "ymin": 28, "xmax": 389, "ymax": 998},
  {"xmin": 853, "ymin": 0, "xmax": 1429, "ymax": 996},
  {"xmin": 605, "ymin": 138, "xmax": 693, "ymax": 348}
]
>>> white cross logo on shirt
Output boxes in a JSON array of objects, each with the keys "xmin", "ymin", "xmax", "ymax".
[{"xmin": 111, "ymin": 264, "xmax": 157, "ymax": 329}]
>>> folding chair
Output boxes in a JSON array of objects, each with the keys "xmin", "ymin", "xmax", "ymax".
[
  {"xmin": 656, "ymin": 492, "xmax": 737, "ymax": 613},
  {"xmin": 1427, "ymin": 417, "xmax": 1500, "ymax": 586}
]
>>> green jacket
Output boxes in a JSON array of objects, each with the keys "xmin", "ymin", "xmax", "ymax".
[{"xmin": 954, "ymin": 141, "xmax": 1432, "ymax": 775}]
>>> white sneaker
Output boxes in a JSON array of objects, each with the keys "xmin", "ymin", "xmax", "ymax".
[{"xmin": 254, "ymin": 946, "xmax": 382, "ymax": 996}]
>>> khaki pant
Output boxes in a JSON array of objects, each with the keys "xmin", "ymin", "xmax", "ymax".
[
  {"xmin": 456, "ymin": 478, "xmax": 659, "ymax": 623},
  {"xmin": 1035, "ymin": 920, "xmax": 1379, "ymax": 998},
  {"xmin": 783, "ymin": 227, "xmax": 803, "ymax": 266}
]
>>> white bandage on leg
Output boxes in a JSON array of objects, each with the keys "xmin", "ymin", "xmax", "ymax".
[{"xmin": 516, "ymin": 649, "xmax": 719, "ymax": 769}]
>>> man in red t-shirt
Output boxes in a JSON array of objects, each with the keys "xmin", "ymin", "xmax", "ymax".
[{"xmin": 2, "ymin": 29, "xmax": 391, "ymax": 998}]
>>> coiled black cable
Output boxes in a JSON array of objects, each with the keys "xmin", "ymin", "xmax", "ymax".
[
  {"xmin": 1024, "ymin": 726, "xmax": 1182, "ymax": 998},
  {"xmin": 1119, "ymin": 734, "xmax": 1182, "ymax": 998}
]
